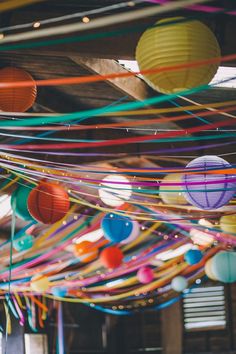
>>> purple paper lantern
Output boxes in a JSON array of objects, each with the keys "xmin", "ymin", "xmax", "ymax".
[{"xmin": 182, "ymin": 155, "xmax": 236, "ymax": 210}]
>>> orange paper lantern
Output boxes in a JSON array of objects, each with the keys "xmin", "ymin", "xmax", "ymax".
[
  {"xmin": 74, "ymin": 241, "xmax": 98, "ymax": 263},
  {"xmin": 100, "ymin": 246, "xmax": 124, "ymax": 269},
  {"xmin": 0, "ymin": 67, "xmax": 37, "ymax": 112},
  {"xmin": 27, "ymin": 182, "xmax": 70, "ymax": 224}
]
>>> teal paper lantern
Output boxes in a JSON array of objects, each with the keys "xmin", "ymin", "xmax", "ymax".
[
  {"xmin": 211, "ymin": 251, "xmax": 236, "ymax": 283},
  {"xmin": 11, "ymin": 185, "xmax": 33, "ymax": 221},
  {"xmin": 184, "ymin": 249, "xmax": 203, "ymax": 265},
  {"xmin": 13, "ymin": 234, "xmax": 34, "ymax": 252},
  {"xmin": 52, "ymin": 287, "xmax": 67, "ymax": 297},
  {"xmin": 171, "ymin": 276, "xmax": 188, "ymax": 292}
]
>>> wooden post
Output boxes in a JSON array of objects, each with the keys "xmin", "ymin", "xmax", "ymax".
[
  {"xmin": 161, "ymin": 300, "xmax": 183, "ymax": 354},
  {"xmin": 2, "ymin": 316, "xmax": 25, "ymax": 354}
]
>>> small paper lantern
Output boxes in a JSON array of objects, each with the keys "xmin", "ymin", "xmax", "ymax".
[
  {"xmin": 211, "ymin": 251, "xmax": 236, "ymax": 283},
  {"xmin": 189, "ymin": 228, "xmax": 214, "ymax": 247},
  {"xmin": 136, "ymin": 18, "xmax": 220, "ymax": 94},
  {"xmin": 121, "ymin": 220, "xmax": 140, "ymax": 244},
  {"xmin": 11, "ymin": 184, "xmax": 34, "ymax": 221},
  {"xmin": 100, "ymin": 246, "xmax": 123, "ymax": 269},
  {"xmin": 182, "ymin": 156, "xmax": 236, "ymax": 210},
  {"xmin": 27, "ymin": 182, "xmax": 70, "ymax": 224},
  {"xmin": 13, "ymin": 234, "xmax": 34, "ymax": 252},
  {"xmin": 159, "ymin": 173, "xmax": 187, "ymax": 205},
  {"xmin": 99, "ymin": 175, "xmax": 132, "ymax": 207},
  {"xmin": 220, "ymin": 214, "xmax": 236, "ymax": 234},
  {"xmin": 31, "ymin": 275, "xmax": 50, "ymax": 292},
  {"xmin": 137, "ymin": 266, "xmax": 154, "ymax": 284},
  {"xmin": 204, "ymin": 258, "xmax": 217, "ymax": 280},
  {"xmin": 0, "ymin": 67, "xmax": 37, "ymax": 112},
  {"xmin": 101, "ymin": 213, "xmax": 133, "ymax": 243},
  {"xmin": 74, "ymin": 240, "xmax": 98, "ymax": 263},
  {"xmin": 184, "ymin": 249, "xmax": 202, "ymax": 265},
  {"xmin": 171, "ymin": 276, "xmax": 188, "ymax": 292},
  {"xmin": 52, "ymin": 287, "xmax": 67, "ymax": 297}
]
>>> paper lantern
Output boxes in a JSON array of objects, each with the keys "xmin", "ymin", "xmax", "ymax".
[
  {"xmin": 74, "ymin": 240, "xmax": 98, "ymax": 263},
  {"xmin": 11, "ymin": 184, "xmax": 34, "ymax": 221},
  {"xmin": 171, "ymin": 276, "xmax": 188, "ymax": 292},
  {"xmin": 159, "ymin": 173, "xmax": 187, "ymax": 205},
  {"xmin": 182, "ymin": 156, "xmax": 236, "ymax": 210},
  {"xmin": 204, "ymin": 258, "xmax": 217, "ymax": 280},
  {"xmin": 100, "ymin": 246, "xmax": 123, "ymax": 269},
  {"xmin": 136, "ymin": 17, "xmax": 220, "ymax": 94},
  {"xmin": 121, "ymin": 220, "xmax": 140, "ymax": 244},
  {"xmin": 211, "ymin": 251, "xmax": 236, "ymax": 283},
  {"xmin": 101, "ymin": 213, "xmax": 133, "ymax": 243},
  {"xmin": 31, "ymin": 275, "xmax": 50, "ymax": 292},
  {"xmin": 27, "ymin": 182, "xmax": 70, "ymax": 224},
  {"xmin": 220, "ymin": 214, "xmax": 236, "ymax": 234},
  {"xmin": 137, "ymin": 266, "xmax": 154, "ymax": 284},
  {"xmin": 0, "ymin": 67, "xmax": 37, "ymax": 112},
  {"xmin": 52, "ymin": 287, "xmax": 67, "ymax": 297},
  {"xmin": 13, "ymin": 234, "xmax": 34, "ymax": 252},
  {"xmin": 184, "ymin": 249, "xmax": 202, "ymax": 265},
  {"xmin": 99, "ymin": 175, "xmax": 132, "ymax": 207},
  {"xmin": 189, "ymin": 228, "xmax": 214, "ymax": 247}
]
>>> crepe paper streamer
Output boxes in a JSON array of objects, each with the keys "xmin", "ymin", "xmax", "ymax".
[
  {"xmin": 57, "ymin": 302, "xmax": 65, "ymax": 354},
  {"xmin": 29, "ymin": 295, "xmax": 48, "ymax": 312},
  {"xmin": 145, "ymin": 0, "xmax": 236, "ymax": 15},
  {"xmin": 5, "ymin": 295, "xmax": 19, "ymax": 319},
  {"xmin": 5, "ymin": 115, "xmax": 236, "ymax": 150},
  {"xmin": 12, "ymin": 296, "xmax": 25, "ymax": 326},
  {"xmin": 0, "ymin": 0, "xmax": 45, "ymax": 13},
  {"xmin": 3, "ymin": 302, "xmax": 11, "ymax": 335},
  {"xmin": 0, "ymin": 0, "xmax": 212, "ymax": 44}
]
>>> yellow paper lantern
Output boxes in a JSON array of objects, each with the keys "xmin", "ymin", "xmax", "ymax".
[
  {"xmin": 31, "ymin": 275, "xmax": 50, "ymax": 292},
  {"xmin": 220, "ymin": 214, "xmax": 236, "ymax": 234},
  {"xmin": 159, "ymin": 173, "xmax": 186, "ymax": 205},
  {"xmin": 205, "ymin": 258, "xmax": 217, "ymax": 281},
  {"xmin": 136, "ymin": 17, "xmax": 220, "ymax": 94}
]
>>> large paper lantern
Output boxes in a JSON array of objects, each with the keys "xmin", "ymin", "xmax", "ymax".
[
  {"xmin": 121, "ymin": 220, "xmax": 140, "ymax": 245},
  {"xmin": 74, "ymin": 241, "xmax": 98, "ymax": 263},
  {"xmin": 101, "ymin": 213, "xmax": 133, "ymax": 243},
  {"xmin": 171, "ymin": 276, "xmax": 188, "ymax": 292},
  {"xmin": 31, "ymin": 275, "xmax": 50, "ymax": 292},
  {"xmin": 136, "ymin": 18, "xmax": 220, "ymax": 94},
  {"xmin": 100, "ymin": 246, "xmax": 124, "ymax": 269},
  {"xmin": 137, "ymin": 266, "xmax": 154, "ymax": 284},
  {"xmin": 99, "ymin": 175, "xmax": 132, "ymax": 207},
  {"xmin": 159, "ymin": 173, "xmax": 187, "ymax": 205},
  {"xmin": 211, "ymin": 251, "xmax": 236, "ymax": 283},
  {"xmin": 182, "ymin": 156, "xmax": 236, "ymax": 210},
  {"xmin": 204, "ymin": 258, "xmax": 217, "ymax": 281},
  {"xmin": 184, "ymin": 249, "xmax": 202, "ymax": 265},
  {"xmin": 11, "ymin": 184, "xmax": 34, "ymax": 221},
  {"xmin": 27, "ymin": 182, "xmax": 70, "ymax": 224},
  {"xmin": 13, "ymin": 234, "xmax": 34, "ymax": 252},
  {"xmin": 220, "ymin": 214, "xmax": 236, "ymax": 234},
  {"xmin": 0, "ymin": 67, "xmax": 37, "ymax": 112}
]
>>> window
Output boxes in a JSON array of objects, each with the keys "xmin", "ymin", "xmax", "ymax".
[{"xmin": 183, "ymin": 286, "xmax": 226, "ymax": 331}]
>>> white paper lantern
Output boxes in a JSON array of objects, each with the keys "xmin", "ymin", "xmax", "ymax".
[{"xmin": 99, "ymin": 175, "xmax": 132, "ymax": 207}]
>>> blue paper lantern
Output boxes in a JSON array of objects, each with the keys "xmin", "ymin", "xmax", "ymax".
[
  {"xmin": 101, "ymin": 213, "xmax": 133, "ymax": 243},
  {"xmin": 184, "ymin": 249, "xmax": 203, "ymax": 265},
  {"xmin": 11, "ymin": 184, "xmax": 33, "ymax": 221},
  {"xmin": 52, "ymin": 287, "xmax": 67, "ymax": 297},
  {"xmin": 13, "ymin": 234, "xmax": 34, "ymax": 252},
  {"xmin": 182, "ymin": 156, "xmax": 236, "ymax": 210},
  {"xmin": 211, "ymin": 251, "xmax": 236, "ymax": 283},
  {"xmin": 171, "ymin": 276, "xmax": 188, "ymax": 292}
]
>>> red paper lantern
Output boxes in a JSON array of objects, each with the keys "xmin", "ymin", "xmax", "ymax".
[
  {"xmin": 0, "ymin": 67, "xmax": 37, "ymax": 112},
  {"xmin": 100, "ymin": 246, "xmax": 123, "ymax": 269},
  {"xmin": 74, "ymin": 241, "xmax": 98, "ymax": 263},
  {"xmin": 27, "ymin": 182, "xmax": 70, "ymax": 224}
]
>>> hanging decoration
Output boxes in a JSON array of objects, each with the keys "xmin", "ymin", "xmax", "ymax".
[
  {"xmin": 74, "ymin": 241, "xmax": 99, "ymax": 263},
  {"xmin": 11, "ymin": 184, "xmax": 34, "ymax": 221},
  {"xmin": 101, "ymin": 213, "xmax": 133, "ymax": 243},
  {"xmin": 159, "ymin": 173, "xmax": 187, "ymax": 205},
  {"xmin": 0, "ymin": 67, "xmax": 37, "ymax": 112},
  {"xmin": 136, "ymin": 17, "xmax": 220, "ymax": 94},
  {"xmin": 99, "ymin": 175, "xmax": 132, "ymax": 207},
  {"xmin": 100, "ymin": 246, "xmax": 124, "ymax": 269}
]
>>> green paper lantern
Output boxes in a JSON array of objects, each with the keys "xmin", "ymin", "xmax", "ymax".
[{"xmin": 11, "ymin": 185, "xmax": 34, "ymax": 221}]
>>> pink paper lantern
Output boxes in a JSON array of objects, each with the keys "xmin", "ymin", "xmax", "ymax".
[{"xmin": 137, "ymin": 266, "xmax": 154, "ymax": 284}]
